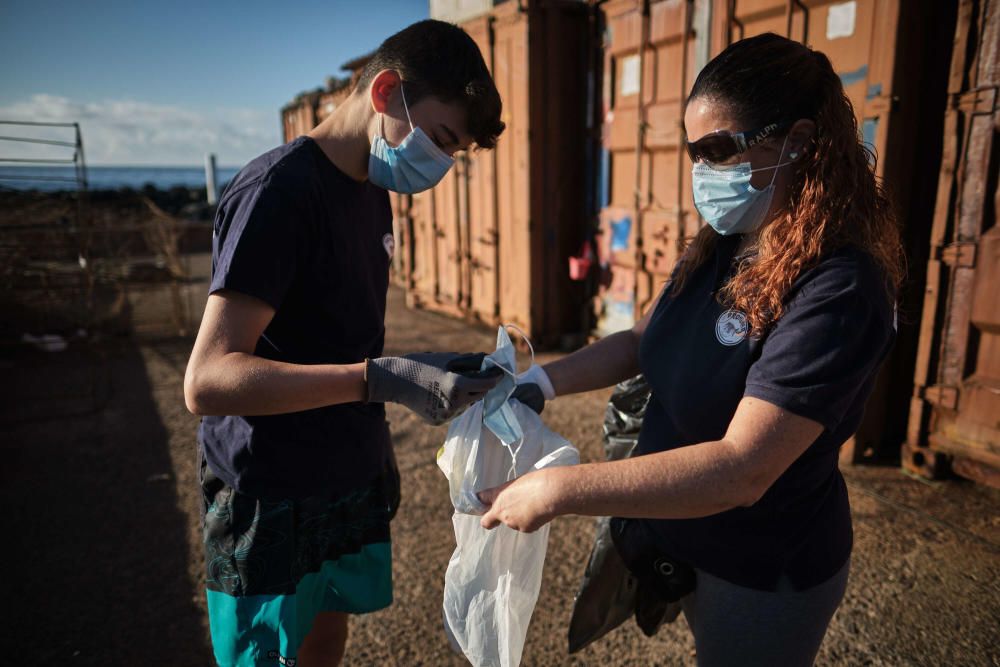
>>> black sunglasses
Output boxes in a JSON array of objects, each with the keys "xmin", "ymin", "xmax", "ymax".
[{"xmin": 685, "ymin": 122, "xmax": 789, "ymax": 164}]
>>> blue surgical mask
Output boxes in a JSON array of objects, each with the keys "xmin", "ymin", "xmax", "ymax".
[
  {"xmin": 691, "ymin": 136, "xmax": 793, "ymax": 236},
  {"xmin": 368, "ymin": 84, "xmax": 455, "ymax": 194},
  {"xmin": 481, "ymin": 326, "xmax": 522, "ymax": 449}
]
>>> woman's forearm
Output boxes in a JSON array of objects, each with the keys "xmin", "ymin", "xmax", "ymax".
[
  {"xmin": 543, "ymin": 330, "xmax": 640, "ymax": 396},
  {"xmin": 552, "ymin": 439, "xmax": 761, "ymax": 519}
]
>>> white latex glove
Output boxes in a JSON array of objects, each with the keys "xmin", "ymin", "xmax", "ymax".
[{"xmin": 516, "ymin": 364, "xmax": 556, "ymax": 401}]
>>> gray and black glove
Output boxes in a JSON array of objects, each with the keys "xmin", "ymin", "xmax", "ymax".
[{"xmin": 366, "ymin": 352, "xmax": 503, "ymax": 425}]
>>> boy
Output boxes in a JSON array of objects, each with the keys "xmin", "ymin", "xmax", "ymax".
[{"xmin": 184, "ymin": 20, "xmax": 505, "ymax": 666}]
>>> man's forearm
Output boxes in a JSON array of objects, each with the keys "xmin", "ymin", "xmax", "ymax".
[
  {"xmin": 184, "ymin": 353, "xmax": 367, "ymax": 416},
  {"xmin": 542, "ymin": 330, "xmax": 640, "ymax": 396}
]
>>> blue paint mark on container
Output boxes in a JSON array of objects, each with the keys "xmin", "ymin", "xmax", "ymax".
[
  {"xmin": 610, "ymin": 216, "xmax": 632, "ymax": 251},
  {"xmin": 598, "ymin": 148, "xmax": 610, "ymax": 210},
  {"xmin": 838, "ymin": 64, "xmax": 868, "ymax": 87},
  {"xmin": 862, "ymin": 118, "xmax": 879, "ymax": 164}
]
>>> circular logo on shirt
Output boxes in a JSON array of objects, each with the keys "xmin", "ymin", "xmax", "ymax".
[
  {"xmin": 382, "ymin": 233, "xmax": 395, "ymax": 259},
  {"xmin": 715, "ymin": 309, "xmax": 749, "ymax": 346}
]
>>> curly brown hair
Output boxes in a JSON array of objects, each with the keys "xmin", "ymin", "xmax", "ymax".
[{"xmin": 673, "ymin": 34, "xmax": 904, "ymax": 334}]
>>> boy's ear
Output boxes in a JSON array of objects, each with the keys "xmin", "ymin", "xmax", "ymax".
[{"xmin": 370, "ymin": 70, "xmax": 402, "ymax": 114}]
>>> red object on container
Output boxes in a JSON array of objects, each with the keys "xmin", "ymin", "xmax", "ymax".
[{"xmin": 569, "ymin": 240, "xmax": 596, "ymax": 281}]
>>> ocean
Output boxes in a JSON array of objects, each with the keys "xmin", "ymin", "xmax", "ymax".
[{"xmin": 0, "ymin": 165, "xmax": 242, "ymax": 192}]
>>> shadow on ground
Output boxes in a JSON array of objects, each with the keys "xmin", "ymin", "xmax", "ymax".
[
  {"xmin": 2, "ymin": 287, "xmax": 997, "ymax": 666},
  {"xmin": 0, "ymin": 338, "xmax": 213, "ymax": 666}
]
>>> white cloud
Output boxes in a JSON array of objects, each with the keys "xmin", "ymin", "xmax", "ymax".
[{"xmin": 0, "ymin": 94, "xmax": 280, "ymax": 166}]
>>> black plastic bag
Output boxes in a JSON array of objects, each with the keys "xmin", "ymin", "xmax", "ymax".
[{"xmin": 567, "ymin": 375, "xmax": 684, "ymax": 653}]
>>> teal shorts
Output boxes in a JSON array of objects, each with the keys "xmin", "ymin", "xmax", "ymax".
[{"xmin": 200, "ymin": 453, "xmax": 400, "ymax": 667}]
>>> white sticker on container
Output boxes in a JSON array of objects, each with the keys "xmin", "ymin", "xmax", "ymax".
[
  {"xmin": 826, "ymin": 1, "xmax": 857, "ymax": 40},
  {"xmin": 620, "ymin": 54, "xmax": 641, "ymax": 97}
]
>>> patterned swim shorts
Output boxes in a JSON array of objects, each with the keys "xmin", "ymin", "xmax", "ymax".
[{"xmin": 200, "ymin": 451, "xmax": 400, "ymax": 667}]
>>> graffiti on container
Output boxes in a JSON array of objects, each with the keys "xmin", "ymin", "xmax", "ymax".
[
  {"xmin": 610, "ymin": 216, "xmax": 632, "ymax": 252},
  {"xmin": 838, "ymin": 64, "xmax": 869, "ymax": 88},
  {"xmin": 598, "ymin": 296, "xmax": 636, "ymax": 336}
]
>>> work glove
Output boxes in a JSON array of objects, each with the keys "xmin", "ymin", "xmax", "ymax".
[
  {"xmin": 367, "ymin": 352, "xmax": 502, "ymax": 425},
  {"xmin": 512, "ymin": 364, "xmax": 556, "ymax": 415}
]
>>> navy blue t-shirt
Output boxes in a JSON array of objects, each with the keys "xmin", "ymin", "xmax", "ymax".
[
  {"xmin": 198, "ymin": 136, "xmax": 394, "ymax": 499},
  {"xmin": 634, "ymin": 234, "xmax": 895, "ymax": 591}
]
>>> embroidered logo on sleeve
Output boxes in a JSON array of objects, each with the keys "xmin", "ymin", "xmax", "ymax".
[
  {"xmin": 715, "ymin": 309, "xmax": 749, "ymax": 346},
  {"xmin": 382, "ymin": 233, "xmax": 395, "ymax": 259}
]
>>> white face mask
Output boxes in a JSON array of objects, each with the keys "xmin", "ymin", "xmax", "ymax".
[
  {"xmin": 691, "ymin": 135, "xmax": 795, "ymax": 235},
  {"xmin": 367, "ymin": 83, "xmax": 455, "ymax": 194}
]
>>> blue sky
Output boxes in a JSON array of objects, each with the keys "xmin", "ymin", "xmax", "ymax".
[{"xmin": 0, "ymin": 0, "xmax": 428, "ymax": 166}]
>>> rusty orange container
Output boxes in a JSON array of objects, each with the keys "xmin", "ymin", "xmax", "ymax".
[
  {"xmin": 593, "ymin": 0, "xmax": 963, "ymax": 465},
  {"xmin": 399, "ymin": 1, "xmax": 594, "ymax": 347},
  {"xmin": 904, "ymin": 0, "xmax": 1000, "ymax": 488},
  {"xmin": 593, "ymin": 0, "xmax": 703, "ymax": 336}
]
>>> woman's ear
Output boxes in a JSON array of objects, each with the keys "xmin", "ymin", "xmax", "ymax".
[
  {"xmin": 787, "ymin": 118, "xmax": 817, "ymax": 158},
  {"xmin": 369, "ymin": 70, "xmax": 402, "ymax": 114}
]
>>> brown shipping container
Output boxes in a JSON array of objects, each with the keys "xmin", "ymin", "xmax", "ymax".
[
  {"xmin": 904, "ymin": 0, "xmax": 1000, "ymax": 488},
  {"xmin": 593, "ymin": 0, "xmax": 703, "ymax": 336},
  {"xmin": 595, "ymin": 0, "xmax": 959, "ymax": 464},
  {"xmin": 400, "ymin": 1, "xmax": 593, "ymax": 347}
]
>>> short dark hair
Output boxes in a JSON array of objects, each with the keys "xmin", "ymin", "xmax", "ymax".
[{"xmin": 357, "ymin": 19, "xmax": 505, "ymax": 150}]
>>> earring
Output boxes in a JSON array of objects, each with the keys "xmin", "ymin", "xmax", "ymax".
[{"xmin": 789, "ymin": 151, "xmax": 800, "ymax": 160}]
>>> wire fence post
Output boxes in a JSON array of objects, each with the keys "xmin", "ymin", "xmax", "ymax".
[{"xmin": 204, "ymin": 153, "xmax": 218, "ymax": 206}]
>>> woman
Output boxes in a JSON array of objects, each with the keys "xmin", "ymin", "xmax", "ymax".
[{"xmin": 479, "ymin": 33, "xmax": 903, "ymax": 666}]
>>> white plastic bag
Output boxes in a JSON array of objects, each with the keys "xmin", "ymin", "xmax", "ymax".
[{"xmin": 437, "ymin": 326, "xmax": 579, "ymax": 667}]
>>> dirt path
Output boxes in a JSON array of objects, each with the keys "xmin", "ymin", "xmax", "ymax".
[{"xmin": 2, "ymin": 287, "xmax": 997, "ymax": 666}]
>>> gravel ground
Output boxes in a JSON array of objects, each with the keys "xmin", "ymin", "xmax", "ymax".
[{"xmin": 1, "ymin": 286, "xmax": 997, "ymax": 666}]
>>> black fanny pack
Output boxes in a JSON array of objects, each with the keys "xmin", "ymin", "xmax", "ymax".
[{"xmin": 610, "ymin": 516, "xmax": 696, "ymax": 604}]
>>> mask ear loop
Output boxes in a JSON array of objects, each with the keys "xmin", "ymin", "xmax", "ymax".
[
  {"xmin": 398, "ymin": 81, "xmax": 415, "ymax": 131},
  {"xmin": 496, "ymin": 322, "xmax": 535, "ymax": 480},
  {"xmin": 502, "ymin": 322, "xmax": 535, "ymax": 372},
  {"xmin": 749, "ymin": 134, "xmax": 794, "ymax": 183},
  {"xmin": 375, "ymin": 79, "xmax": 414, "ymax": 144}
]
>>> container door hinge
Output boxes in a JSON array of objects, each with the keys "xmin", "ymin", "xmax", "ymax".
[
  {"xmin": 953, "ymin": 86, "xmax": 998, "ymax": 113},
  {"xmin": 937, "ymin": 242, "xmax": 977, "ymax": 268},
  {"xmin": 919, "ymin": 384, "xmax": 959, "ymax": 410}
]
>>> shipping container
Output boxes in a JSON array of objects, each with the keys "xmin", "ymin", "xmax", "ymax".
[
  {"xmin": 593, "ymin": 0, "xmax": 958, "ymax": 464},
  {"xmin": 430, "ymin": 0, "xmax": 496, "ymax": 24},
  {"xmin": 904, "ymin": 0, "xmax": 1000, "ymax": 488},
  {"xmin": 281, "ymin": 58, "xmax": 372, "ymax": 146},
  {"xmin": 400, "ymin": 0, "xmax": 595, "ymax": 347},
  {"xmin": 593, "ymin": 0, "xmax": 704, "ymax": 337},
  {"xmin": 281, "ymin": 92, "xmax": 320, "ymax": 146}
]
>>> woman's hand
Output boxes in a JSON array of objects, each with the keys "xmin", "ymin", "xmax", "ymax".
[{"xmin": 477, "ymin": 468, "xmax": 564, "ymax": 533}]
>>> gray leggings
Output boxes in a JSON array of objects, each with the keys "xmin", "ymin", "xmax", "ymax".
[{"xmin": 680, "ymin": 559, "xmax": 850, "ymax": 667}]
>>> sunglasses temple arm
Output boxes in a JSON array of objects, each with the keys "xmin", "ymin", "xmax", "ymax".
[{"xmin": 733, "ymin": 133, "xmax": 749, "ymax": 154}]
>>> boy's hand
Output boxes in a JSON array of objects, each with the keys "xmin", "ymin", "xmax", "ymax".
[{"xmin": 366, "ymin": 352, "xmax": 502, "ymax": 425}]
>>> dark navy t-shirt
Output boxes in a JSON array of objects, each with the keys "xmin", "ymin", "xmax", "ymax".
[
  {"xmin": 198, "ymin": 136, "xmax": 394, "ymax": 499},
  {"xmin": 634, "ymin": 234, "xmax": 895, "ymax": 591}
]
